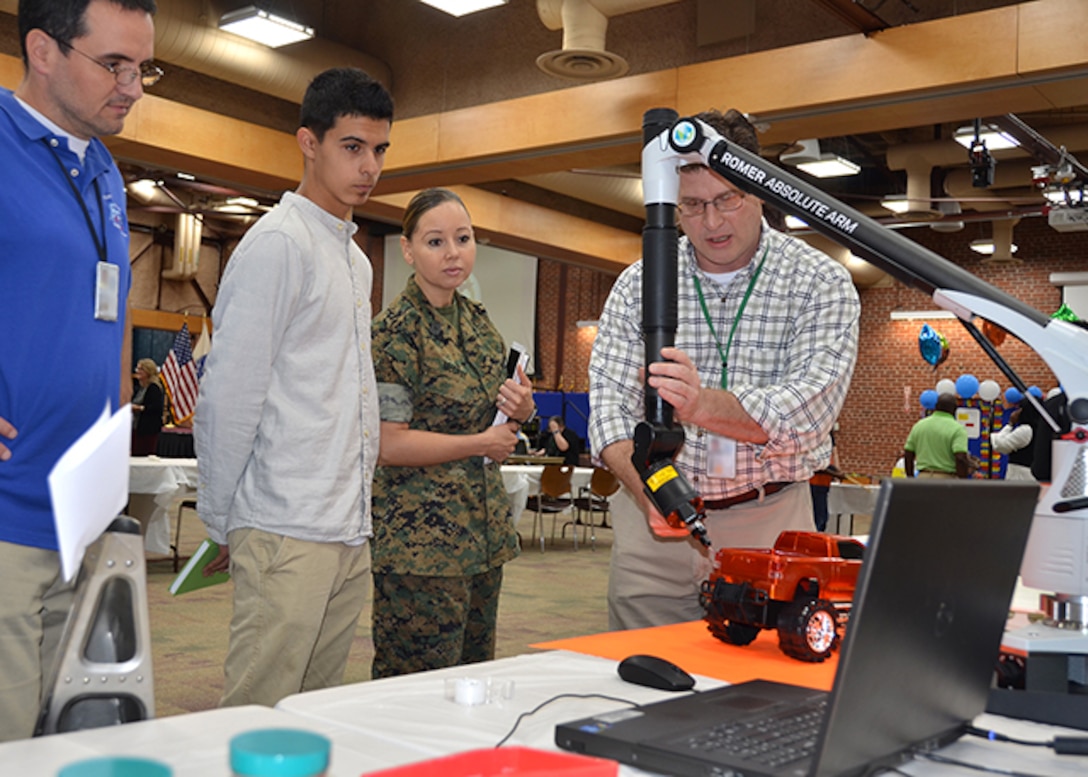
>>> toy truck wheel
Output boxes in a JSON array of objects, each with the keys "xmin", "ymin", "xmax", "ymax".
[
  {"xmin": 777, "ymin": 599, "xmax": 839, "ymax": 662},
  {"xmin": 708, "ymin": 620, "xmax": 760, "ymax": 646}
]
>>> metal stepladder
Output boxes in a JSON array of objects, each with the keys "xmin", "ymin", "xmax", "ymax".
[{"xmin": 35, "ymin": 515, "xmax": 155, "ymax": 735}]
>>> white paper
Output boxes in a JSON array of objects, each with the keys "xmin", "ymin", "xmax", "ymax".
[
  {"xmin": 486, "ymin": 342, "xmax": 530, "ymax": 464},
  {"xmin": 48, "ymin": 403, "xmax": 132, "ymax": 581}
]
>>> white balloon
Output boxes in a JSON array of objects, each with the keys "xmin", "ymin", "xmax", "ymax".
[
  {"xmin": 936, "ymin": 379, "xmax": 956, "ymax": 396},
  {"xmin": 978, "ymin": 379, "xmax": 1000, "ymax": 402}
]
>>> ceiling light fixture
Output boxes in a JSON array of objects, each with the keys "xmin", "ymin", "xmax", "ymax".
[
  {"xmin": 419, "ymin": 0, "xmax": 508, "ymax": 17},
  {"xmin": 780, "ymin": 139, "xmax": 860, "ymax": 178},
  {"xmin": 889, "ymin": 310, "xmax": 958, "ymax": 321},
  {"xmin": 969, "ymin": 238, "xmax": 1018, "ymax": 256},
  {"xmin": 880, "ymin": 195, "xmax": 911, "ymax": 214},
  {"xmin": 784, "ymin": 215, "xmax": 809, "ymax": 230},
  {"xmin": 219, "ymin": 6, "xmax": 314, "ymax": 48},
  {"xmin": 952, "ymin": 124, "xmax": 1018, "ymax": 151},
  {"xmin": 795, "ymin": 155, "xmax": 861, "ymax": 178},
  {"xmin": 576, "ymin": 319, "xmax": 600, "ymax": 329}
]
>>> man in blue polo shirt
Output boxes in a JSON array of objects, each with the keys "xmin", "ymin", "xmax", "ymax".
[{"xmin": 0, "ymin": 0, "xmax": 158, "ymax": 742}]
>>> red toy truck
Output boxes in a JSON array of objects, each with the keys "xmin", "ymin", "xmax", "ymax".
[{"xmin": 699, "ymin": 531, "xmax": 865, "ymax": 662}]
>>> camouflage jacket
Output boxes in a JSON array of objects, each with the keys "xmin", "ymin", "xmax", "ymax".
[{"xmin": 371, "ymin": 277, "xmax": 519, "ymax": 576}]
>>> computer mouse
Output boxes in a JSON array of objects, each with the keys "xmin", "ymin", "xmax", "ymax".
[{"xmin": 617, "ymin": 654, "xmax": 696, "ymax": 692}]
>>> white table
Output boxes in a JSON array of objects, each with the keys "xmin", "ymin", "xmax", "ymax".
[
  {"xmin": 500, "ymin": 464, "xmax": 594, "ymax": 521},
  {"xmin": 128, "ymin": 457, "xmax": 199, "ymax": 555},
  {"xmin": 3, "ymin": 652, "xmax": 1084, "ymax": 776},
  {"xmin": 0, "ymin": 705, "xmax": 419, "ymax": 777},
  {"xmin": 274, "ymin": 649, "xmax": 1088, "ymax": 777},
  {"xmin": 827, "ymin": 482, "xmax": 881, "ymax": 534}
]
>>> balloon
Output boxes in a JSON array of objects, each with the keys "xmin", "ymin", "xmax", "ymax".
[
  {"xmin": 982, "ymin": 320, "xmax": 1007, "ymax": 347},
  {"xmin": 1051, "ymin": 302, "xmax": 1081, "ymax": 322},
  {"xmin": 919, "ymin": 324, "xmax": 950, "ymax": 367},
  {"xmin": 1027, "ymin": 385, "xmax": 1043, "ymax": 399},
  {"xmin": 1005, "ymin": 387, "xmax": 1023, "ymax": 404},
  {"xmin": 936, "ymin": 379, "xmax": 956, "ymax": 397},
  {"xmin": 919, "ymin": 389, "xmax": 938, "ymax": 410},
  {"xmin": 979, "ymin": 380, "xmax": 1000, "ymax": 402},
  {"xmin": 955, "ymin": 374, "xmax": 979, "ymax": 399}
]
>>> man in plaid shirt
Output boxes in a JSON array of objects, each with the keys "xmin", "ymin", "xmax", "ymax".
[{"xmin": 588, "ymin": 109, "xmax": 860, "ymax": 630}]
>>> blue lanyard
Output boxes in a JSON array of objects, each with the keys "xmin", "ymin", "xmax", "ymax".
[{"xmin": 692, "ymin": 246, "xmax": 768, "ymax": 390}]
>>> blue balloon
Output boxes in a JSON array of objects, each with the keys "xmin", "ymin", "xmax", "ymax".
[
  {"xmin": 1027, "ymin": 385, "xmax": 1043, "ymax": 399},
  {"xmin": 1004, "ymin": 387, "xmax": 1023, "ymax": 404},
  {"xmin": 919, "ymin": 389, "xmax": 938, "ymax": 410},
  {"xmin": 955, "ymin": 374, "xmax": 979, "ymax": 399}
]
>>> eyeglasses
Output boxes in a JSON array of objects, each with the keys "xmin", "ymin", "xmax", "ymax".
[
  {"xmin": 61, "ymin": 40, "xmax": 164, "ymax": 88},
  {"xmin": 676, "ymin": 190, "xmax": 747, "ymax": 218}
]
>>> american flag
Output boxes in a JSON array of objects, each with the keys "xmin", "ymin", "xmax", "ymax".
[{"xmin": 161, "ymin": 324, "xmax": 200, "ymax": 423}]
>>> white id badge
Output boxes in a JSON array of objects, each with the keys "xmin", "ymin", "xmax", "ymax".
[
  {"xmin": 707, "ymin": 434, "xmax": 737, "ymax": 479},
  {"xmin": 94, "ymin": 262, "xmax": 120, "ymax": 321}
]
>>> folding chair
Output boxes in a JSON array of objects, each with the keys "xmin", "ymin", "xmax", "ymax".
[
  {"xmin": 566, "ymin": 467, "xmax": 620, "ymax": 550},
  {"xmin": 524, "ymin": 464, "xmax": 573, "ymax": 552}
]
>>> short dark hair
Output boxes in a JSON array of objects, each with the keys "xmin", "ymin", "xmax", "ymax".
[
  {"xmin": 19, "ymin": 0, "xmax": 157, "ymax": 64},
  {"xmin": 694, "ymin": 109, "xmax": 760, "ymax": 156},
  {"xmin": 402, "ymin": 188, "xmax": 469, "ymax": 240},
  {"xmin": 300, "ymin": 67, "xmax": 394, "ymax": 142}
]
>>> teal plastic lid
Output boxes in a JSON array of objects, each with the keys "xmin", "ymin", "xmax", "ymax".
[
  {"xmin": 58, "ymin": 757, "xmax": 172, "ymax": 777},
  {"xmin": 230, "ymin": 728, "xmax": 331, "ymax": 777}
]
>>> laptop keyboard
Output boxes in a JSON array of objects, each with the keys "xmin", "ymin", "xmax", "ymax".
[{"xmin": 677, "ymin": 699, "xmax": 827, "ymax": 769}]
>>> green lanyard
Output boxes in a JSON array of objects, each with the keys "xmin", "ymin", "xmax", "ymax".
[{"xmin": 692, "ymin": 246, "xmax": 769, "ymax": 390}]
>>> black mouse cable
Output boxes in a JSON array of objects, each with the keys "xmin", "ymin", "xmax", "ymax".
[{"xmin": 492, "ymin": 692, "xmax": 641, "ymax": 748}]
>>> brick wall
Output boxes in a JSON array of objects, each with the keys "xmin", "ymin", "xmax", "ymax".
[{"xmin": 842, "ymin": 216, "xmax": 1085, "ymax": 476}]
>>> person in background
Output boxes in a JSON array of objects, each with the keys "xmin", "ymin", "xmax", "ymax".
[
  {"xmin": 195, "ymin": 68, "xmax": 392, "ymax": 707},
  {"xmin": 588, "ymin": 109, "xmax": 860, "ymax": 630},
  {"xmin": 131, "ymin": 357, "xmax": 164, "ymax": 456},
  {"xmin": 536, "ymin": 415, "xmax": 581, "ymax": 465},
  {"xmin": 903, "ymin": 393, "xmax": 971, "ymax": 479},
  {"xmin": 0, "ymin": 0, "xmax": 158, "ymax": 741},
  {"xmin": 808, "ymin": 426, "xmax": 842, "ymax": 531},
  {"xmin": 992, "ymin": 399, "xmax": 1036, "ymax": 481},
  {"xmin": 371, "ymin": 187, "xmax": 535, "ymax": 678}
]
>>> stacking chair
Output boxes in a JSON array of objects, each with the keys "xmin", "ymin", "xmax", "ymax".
[
  {"xmin": 36, "ymin": 516, "xmax": 155, "ymax": 735},
  {"xmin": 566, "ymin": 467, "xmax": 620, "ymax": 550},
  {"xmin": 524, "ymin": 464, "xmax": 573, "ymax": 552},
  {"xmin": 172, "ymin": 498, "xmax": 198, "ymax": 572}
]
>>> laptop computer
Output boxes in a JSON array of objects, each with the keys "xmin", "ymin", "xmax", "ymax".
[{"xmin": 556, "ymin": 479, "xmax": 1039, "ymax": 777}]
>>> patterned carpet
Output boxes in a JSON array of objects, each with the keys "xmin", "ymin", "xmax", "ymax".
[{"xmin": 146, "ymin": 505, "xmax": 613, "ymax": 717}]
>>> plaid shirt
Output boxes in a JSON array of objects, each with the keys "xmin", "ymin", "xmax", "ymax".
[{"xmin": 588, "ymin": 225, "xmax": 860, "ymax": 500}]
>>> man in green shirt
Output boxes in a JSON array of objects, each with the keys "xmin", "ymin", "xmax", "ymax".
[{"xmin": 903, "ymin": 394, "xmax": 971, "ymax": 478}]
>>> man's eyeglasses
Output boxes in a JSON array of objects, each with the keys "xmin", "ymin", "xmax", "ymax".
[
  {"xmin": 61, "ymin": 40, "xmax": 164, "ymax": 88},
  {"xmin": 676, "ymin": 190, "xmax": 746, "ymax": 218}
]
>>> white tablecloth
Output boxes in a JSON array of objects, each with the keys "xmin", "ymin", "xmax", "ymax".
[
  {"xmin": 0, "ymin": 705, "xmax": 416, "ymax": 777},
  {"xmin": 2, "ymin": 651, "xmax": 1083, "ymax": 776},
  {"xmin": 274, "ymin": 649, "xmax": 1088, "ymax": 777},
  {"xmin": 128, "ymin": 457, "xmax": 199, "ymax": 555},
  {"xmin": 500, "ymin": 464, "xmax": 594, "ymax": 521},
  {"xmin": 827, "ymin": 482, "xmax": 881, "ymax": 534}
]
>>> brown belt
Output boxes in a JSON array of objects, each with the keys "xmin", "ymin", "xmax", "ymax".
[{"xmin": 703, "ymin": 481, "xmax": 793, "ymax": 511}]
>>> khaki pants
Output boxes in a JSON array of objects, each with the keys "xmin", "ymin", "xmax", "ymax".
[
  {"xmin": 917, "ymin": 471, "xmax": 957, "ymax": 479},
  {"xmin": 221, "ymin": 528, "xmax": 371, "ymax": 708},
  {"xmin": 607, "ymin": 483, "xmax": 813, "ymax": 630},
  {"xmin": 0, "ymin": 542, "xmax": 73, "ymax": 742}
]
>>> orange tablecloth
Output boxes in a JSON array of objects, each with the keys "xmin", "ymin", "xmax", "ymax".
[{"xmin": 532, "ymin": 620, "xmax": 838, "ymax": 691}]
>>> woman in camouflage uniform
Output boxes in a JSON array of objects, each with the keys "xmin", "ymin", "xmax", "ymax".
[{"xmin": 370, "ymin": 188, "xmax": 536, "ymax": 678}]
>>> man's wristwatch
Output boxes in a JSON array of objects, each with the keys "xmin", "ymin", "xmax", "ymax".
[{"xmin": 522, "ymin": 406, "xmax": 537, "ymax": 425}]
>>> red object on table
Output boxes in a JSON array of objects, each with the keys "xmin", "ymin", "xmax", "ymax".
[
  {"xmin": 361, "ymin": 746, "xmax": 617, "ymax": 776},
  {"xmin": 532, "ymin": 620, "xmax": 838, "ymax": 691}
]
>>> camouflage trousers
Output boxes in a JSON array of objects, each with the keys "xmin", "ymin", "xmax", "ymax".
[{"xmin": 371, "ymin": 565, "xmax": 503, "ymax": 679}]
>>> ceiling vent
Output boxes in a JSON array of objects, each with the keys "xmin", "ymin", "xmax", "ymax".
[{"xmin": 536, "ymin": 0, "xmax": 679, "ymax": 81}]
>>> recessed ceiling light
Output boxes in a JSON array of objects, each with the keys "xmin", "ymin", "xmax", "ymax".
[
  {"xmin": 419, "ymin": 0, "xmax": 508, "ymax": 17},
  {"xmin": 219, "ymin": 6, "xmax": 314, "ymax": 48}
]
